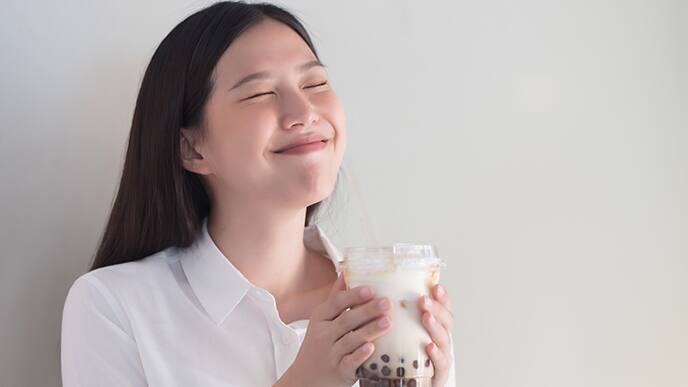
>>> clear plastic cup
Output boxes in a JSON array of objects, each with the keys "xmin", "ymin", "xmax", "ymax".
[{"xmin": 340, "ymin": 244, "xmax": 445, "ymax": 387}]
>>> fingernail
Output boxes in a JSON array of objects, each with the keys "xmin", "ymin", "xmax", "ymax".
[
  {"xmin": 437, "ymin": 285, "xmax": 445, "ymax": 297},
  {"xmin": 424, "ymin": 296, "xmax": 433, "ymax": 308},
  {"xmin": 359, "ymin": 287, "xmax": 371, "ymax": 299},
  {"xmin": 377, "ymin": 317, "xmax": 390, "ymax": 328},
  {"xmin": 361, "ymin": 342, "xmax": 373, "ymax": 353},
  {"xmin": 377, "ymin": 298, "xmax": 389, "ymax": 310}
]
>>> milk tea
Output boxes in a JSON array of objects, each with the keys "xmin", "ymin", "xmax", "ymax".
[{"xmin": 341, "ymin": 244, "xmax": 444, "ymax": 387}]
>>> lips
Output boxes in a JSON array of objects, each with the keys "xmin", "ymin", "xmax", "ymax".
[
  {"xmin": 274, "ymin": 134, "xmax": 330, "ymax": 153},
  {"xmin": 276, "ymin": 140, "xmax": 329, "ymax": 155}
]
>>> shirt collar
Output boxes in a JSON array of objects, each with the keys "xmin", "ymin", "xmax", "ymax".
[{"xmin": 178, "ymin": 217, "xmax": 343, "ymax": 326}]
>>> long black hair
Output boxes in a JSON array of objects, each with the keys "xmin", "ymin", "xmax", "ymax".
[{"xmin": 90, "ymin": 1, "xmax": 331, "ymax": 271}]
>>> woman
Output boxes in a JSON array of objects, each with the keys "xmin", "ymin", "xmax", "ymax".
[{"xmin": 60, "ymin": 2, "xmax": 456, "ymax": 386}]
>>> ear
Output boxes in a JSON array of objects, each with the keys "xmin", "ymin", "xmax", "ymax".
[{"xmin": 180, "ymin": 128, "xmax": 212, "ymax": 175}]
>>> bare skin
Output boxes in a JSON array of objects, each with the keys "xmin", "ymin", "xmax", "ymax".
[{"xmin": 273, "ymin": 248, "xmax": 338, "ymax": 324}]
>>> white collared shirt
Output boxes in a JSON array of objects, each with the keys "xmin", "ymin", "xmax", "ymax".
[{"xmin": 60, "ymin": 218, "xmax": 456, "ymax": 386}]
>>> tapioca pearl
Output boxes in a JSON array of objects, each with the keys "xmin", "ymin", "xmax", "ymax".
[
  {"xmin": 396, "ymin": 367, "xmax": 405, "ymax": 377},
  {"xmin": 412, "ymin": 360, "xmax": 419, "ymax": 369},
  {"xmin": 400, "ymin": 357, "xmax": 405, "ymax": 363},
  {"xmin": 370, "ymin": 362, "xmax": 378, "ymax": 370},
  {"xmin": 356, "ymin": 366, "xmax": 371, "ymax": 378},
  {"xmin": 381, "ymin": 365, "xmax": 391, "ymax": 376},
  {"xmin": 381, "ymin": 354, "xmax": 390, "ymax": 363},
  {"xmin": 425, "ymin": 358, "xmax": 431, "ymax": 367},
  {"xmin": 408, "ymin": 379, "xmax": 417, "ymax": 387}
]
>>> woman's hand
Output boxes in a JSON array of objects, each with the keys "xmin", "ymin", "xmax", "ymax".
[
  {"xmin": 275, "ymin": 275, "xmax": 393, "ymax": 387},
  {"xmin": 418, "ymin": 284, "xmax": 454, "ymax": 387}
]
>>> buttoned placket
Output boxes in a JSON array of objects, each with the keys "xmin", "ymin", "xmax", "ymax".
[{"xmin": 248, "ymin": 287, "xmax": 301, "ymax": 379}]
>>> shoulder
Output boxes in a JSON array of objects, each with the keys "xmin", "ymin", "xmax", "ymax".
[
  {"xmin": 63, "ymin": 247, "xmax": 177, "ymax": 318},
  {"xmin": 80, "ymin": 248, "xmax": 173, "ymax": 289},
  {"xmin": 90, "ymin": 248, "xmax": 173, "ymax": 285}
]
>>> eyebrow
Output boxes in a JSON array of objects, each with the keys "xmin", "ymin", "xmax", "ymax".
[{"xmin": 228, "ymin": 59, "xmax": 326, "ymax": 92}]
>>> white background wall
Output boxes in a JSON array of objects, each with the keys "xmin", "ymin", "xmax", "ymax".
[{"xmin": 1, "ymin": 0, "xmax": 686, "ymax": 386}]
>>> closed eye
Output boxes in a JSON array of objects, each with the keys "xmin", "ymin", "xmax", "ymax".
[
  {"xmin": 243, "ymin": 81, "xmax": 329, "ymax": 101},
  {"xmin": 243, "ymin": 91, "xmax": 274, "ymax": 100},
  {"xmin": 306, "ymin": 81, "xmax": 328, "ymax": 89}
]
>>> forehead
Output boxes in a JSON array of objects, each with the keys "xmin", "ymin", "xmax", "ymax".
[{"xmin": 214, "ymin": 18, "xmax": 317, "ymax": 78}]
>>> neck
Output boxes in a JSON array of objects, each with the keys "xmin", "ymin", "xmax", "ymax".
[{"xmin": 206, "ymin": 200, "xmax": 313, "ymax": 300}]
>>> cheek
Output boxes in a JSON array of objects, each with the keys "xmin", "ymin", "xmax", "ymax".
[
  {"xmin": 319, "ymin": 93, "xmax": 348, "ymax": 156},
  {"xmin": 204, "ymin": 112, "xmax": 273, "ymax": 184}
]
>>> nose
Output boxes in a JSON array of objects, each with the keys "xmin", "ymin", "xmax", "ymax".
[{"xmin": 279, "ymin": 89, "xmax": 320, "ymax": 130}]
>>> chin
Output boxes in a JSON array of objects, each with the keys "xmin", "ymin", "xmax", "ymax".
[
  {"xmin": 303, "ymin": 177, "xmax": 337, "ymax": 207},
  {"xmin": 280, "ymin": 166, "xmax": 334, "ymax": 207},
  {"xmin": 273, "ymin": 151, "xmax": 343, "ymax": 208}
]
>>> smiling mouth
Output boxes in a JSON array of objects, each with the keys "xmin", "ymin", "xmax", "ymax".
[{"xmin": 273, "ymin": 140, "xmax": 329, "ymax": 155}]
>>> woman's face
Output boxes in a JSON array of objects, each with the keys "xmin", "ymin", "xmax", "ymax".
[{"xmin": 182, "ymin": 18, "xmax": 347, "ymax": 211}]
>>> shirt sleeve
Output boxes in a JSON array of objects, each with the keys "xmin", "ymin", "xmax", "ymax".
[{"xmin": 60, "ymin": 274, "xmax": 148, "ymax": 387}]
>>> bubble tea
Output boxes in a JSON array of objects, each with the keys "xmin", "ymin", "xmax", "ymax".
[{"xmin": 340, "ymin": 244, "xmax": 445, "ymax": 387}]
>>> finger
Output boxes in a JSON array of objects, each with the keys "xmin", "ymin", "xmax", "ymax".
[
  {"xmin": 432, "ymin": 284, "xmax": 453, "ymax": 314},
  {"xmin": 426, "ymin": 342, "xmax": 450, "ymax": 384},
  {"xmin": 334, "ymin": 315, "xmax": 391, "ymax": 358},
  {"xmin": 329, "ymin": 273, "xmax": 347, "ymax": 295},
  {"xmin": 422, "ymin": 311, "xmax": 451, "ymax": 352},
  {"xmin": 313, "ymin": 274, "xmax": 347, "ymax": 321},
  {"xmin": 339, "ymin": 342, "xmax": 375, "ymax": 376},
  {"xmin": 418, "ymin": 296, "xmax": 454, "ymax": 332},
  {"xmin": 320, "ymin": 283, "xmax": 374, "ymax": 321},
  {"xmin": 333, "ymin": 296, "xmax": 392, "ymax": 335}
]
